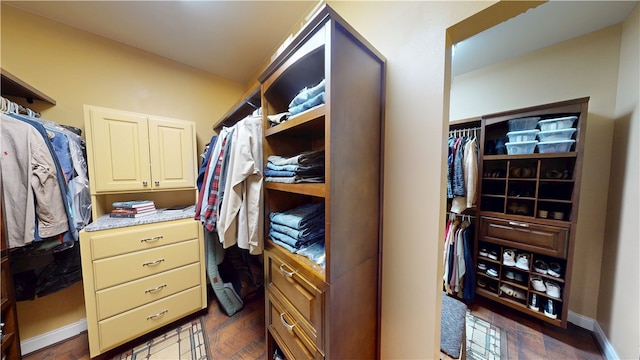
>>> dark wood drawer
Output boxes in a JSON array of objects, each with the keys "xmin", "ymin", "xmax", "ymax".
[
  {"xmin": 267, "ymin": 291, "xmax": 324, "ymax": 360},
  {"xmin": 265, "ymin": 248, "xmax": 324, "ymax": 349},
  {"xmin": 480, "ymin": 216, "xmax": 569, "ymax": 258}
]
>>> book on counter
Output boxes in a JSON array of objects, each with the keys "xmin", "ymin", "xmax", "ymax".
[
  {"xmin": 110, "ymin": 209, "xmax": 157, "ymax": 218},
  {"xmin": 111, "ymin": 200, "xmax": 155, "ymax": 210}
]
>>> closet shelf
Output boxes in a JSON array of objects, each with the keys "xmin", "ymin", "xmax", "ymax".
[
  {"xmin": 265, "ymin": 105, "xmax": 325, "ymax": 137},
  {"xmin": 265, "ymin": 182, "xmax": 326, "ymax": 198},
  {"xmin": 483, "ymin": 153, "xmax": 577, "ymax": 161},
  {"xmin": 212, "ymin": 83, "xmax": 261, "ymax": 132},
  {"xmin": 1, "ymin": 68, "xmax": 56, "ymax": 105}
]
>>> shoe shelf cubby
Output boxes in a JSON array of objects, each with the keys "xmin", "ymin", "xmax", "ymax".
[{"xmin": 476, "ymin": 240, "xmax": 566, "ymax": 324}]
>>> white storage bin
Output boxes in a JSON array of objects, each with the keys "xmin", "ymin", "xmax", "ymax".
[
  {"xmin": 538, "ymin": 116, "xmax": 577, "ymax": 131},
  {"xmin": 506, "ymin": 141, "xmax": 537, "ymax": 155},
  {"xmin": 508, "ymin": 117, "xmax": 541, "ymax": 131},
  {"xmin": 538, "ymin": 128, "xmax": 576, "ymax": 142},
  {"xmin": 537, "ymin": 140, "xmax": 575, "ymax": 153},
  {"xmin": 507, "ymin": 129, "xmax": 539, "ymax": 143}
]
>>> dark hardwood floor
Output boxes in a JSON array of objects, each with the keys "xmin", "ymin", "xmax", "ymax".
[{"xmin": 23, "ymin": 289, "xmax": 602, "ymax": 360}]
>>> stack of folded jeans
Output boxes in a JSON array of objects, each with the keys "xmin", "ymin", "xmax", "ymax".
[
  {"xmin": 265, "ymin": 149, "xmax": 325, "ymax": 183},
  {"xmin": 288, "ymin": 79, "xmax": 326, "ymax": 116},
  {"xmin": 269, "ymin": 202, "xmax": 325, "ymax": 254}
]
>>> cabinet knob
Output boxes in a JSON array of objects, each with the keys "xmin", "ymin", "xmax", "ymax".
[
  {"xmin": 142, "ymin": 181, "xmax": 148, "ymax": 186},
  {"xmin": 155, "ymin": 180, "xmax": 160, "ymax": 186}
]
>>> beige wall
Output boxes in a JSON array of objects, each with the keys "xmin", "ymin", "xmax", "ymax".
[
  {"xmin": 600, "ymin": 3, "xmax": 639, "ymax": 359},
  {"xmin": 1, "ymin": 4, "xmax": 245, "ymax": 340},
  {"xmin": 450, "ymin": 23, "xmax": 622, "ymax": 319}
]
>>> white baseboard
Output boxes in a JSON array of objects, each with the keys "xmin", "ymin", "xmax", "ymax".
[
  {"xmin": 20, "ymin": 318, "xmax": 87, "ymax": 356},
  {"xmin": 568, "ymin": 311, "xmax": 619, "ymax": 360},
  {"xmin": 593, "ymin": 321, "xmax": 620, "ymax": 360},
  {"xmin": 568, "ymin": 310, "xmax": 595, "ymax": 331}
]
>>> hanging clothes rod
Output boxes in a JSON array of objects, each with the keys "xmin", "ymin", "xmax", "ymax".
[{"xmin": 448, "ymin": 126, "xmax": 480, "ymax": 138}]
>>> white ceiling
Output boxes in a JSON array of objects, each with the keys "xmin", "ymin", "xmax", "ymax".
[
  {"xmin": 5, "ymin": 1, "xmax": 638, "ymax": 83},
  {"xmin": 5, "ymin": 1, "xmax": 318, "ymax": 83},
  {"xmin": 452, "ymin": 1, "xmax": 638, "ymax": 77}
]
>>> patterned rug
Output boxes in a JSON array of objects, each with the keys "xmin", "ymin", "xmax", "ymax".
[
  {"xmin": 112, "ymin": 316, "xmax": 211, "ymax": 360},
  {"xmin": 466, "ymin": 312, "xmax": 508, "ymax": 360}
]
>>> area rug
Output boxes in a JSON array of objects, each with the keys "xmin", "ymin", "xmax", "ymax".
[
  {"xmin": 466, "ymin": 312, "xmax": 508, "ymax": 360},
  {"xmin": 112, "ymin": 316, "xmax": 211, "ymax": 360}
]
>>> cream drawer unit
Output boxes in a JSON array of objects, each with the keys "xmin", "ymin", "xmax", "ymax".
[
  {"xmin": 480, "ymin": 216, "xmax": 569, "ymax": 258},
  {"xmin": 80, "ymin": 218, "xmax": 206, "ymax": 357},
  {"xmin": 93, "ymin": 239, "xmax": 200, "ymax": 290},
  {"xmin": 99, "ymin": 286, "xmax": 203, "ymax": 353},
  {"xmin": 96, "ymin": 263, "xmax": 201, "ymax": 320},
  {"xmin": 265, "ymin": 247, "xmax": 325, "ymax": 349},
  {"xmin": 267, "ymin": 291, "xmax": 324, "ymax": 360},
  {"xmin": 90, "ymin": 221, "xmax": 198, "ymax": 259}
]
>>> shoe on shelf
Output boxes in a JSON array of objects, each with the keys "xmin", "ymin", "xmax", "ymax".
[
  {"xmin": 489, "ymin": 282, "xmax": 498, "ymax": 292},
  {"xmin": 477, "ymin": 278, "xmax": 487, "ymax": 288},
  {"xmin": 545, "ymin": 281, "xmax": 561, "ymax": 298},
  {"xmin": 530, "ymin": 276, "xmax": 546, "ymax": 292},
  {"xmin": 515, "ymin": 253, "xmax": 530, "ymax": 270},
  {"xmin": 505, "ymin": 270, "xmax": 515, "ymax": 280},
  {"xmin": 514, "ymin": 272, "xmax": 525, "ymax": 282},
  {"xmin": 487, "ymin": 268, "xmax": 499, "ymax": 277},
  {"xmin": 548, "ymin": 262, "xmax": 562, "ymax": 278},
  {"xmin": 479, "ymin": 248, "xmax": 488, "ymax": 257},
  {"xmin": 488, "ymin": 250, "xmax": 499, "ymax": 260},
  {"xmin": 544, "ymin": 299, "xmax": 558, "ymax": 319},
  {"xmin": 503, "ymin": 249, "xmax": 516, "ymax": 266},
  {"xmin": 478, "ymin": 262, "xmax": 487, "ymax": 271},
  {"xmin": 499, "ymin": 284, "xmax": 514, "ymax": 296},
  {"xmin": 534, "ymin": 259, "xmax": 549, "ymax": 274},
  {"xmin": 529, "ymin": 293, "xmax": 539, "ymax": 311},
  {"xmin": 512, "ymin": 288, "xmax": 526, "ymax": 300}
]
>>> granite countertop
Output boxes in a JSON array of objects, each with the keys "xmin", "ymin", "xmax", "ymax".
[{"xmin": 84, "ymin": 206, "xmax": 198, "ymax": 232}]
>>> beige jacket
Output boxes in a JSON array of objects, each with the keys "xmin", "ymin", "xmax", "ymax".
[{"xmin": 1, "ymin": 115, "xmax": 68, "ymax": 248}]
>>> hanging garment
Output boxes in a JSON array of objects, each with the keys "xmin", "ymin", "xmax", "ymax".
[{"xmin": 0, "ymin": 115, "xmax": 69, "ymax": 248}]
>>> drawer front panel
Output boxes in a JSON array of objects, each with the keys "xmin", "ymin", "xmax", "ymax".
[
  {"xmin": 93, "ymin": 239, "xmax": 200, "ymax": 290},
  {"xmin": 268, "ymin": 292, "xmax": 323, "ymax": 360},
  {"xmin": 98, "ymin": 286, "xmax": 202, "ymax": 353},
  {"xmin": 96, "ymin": 263, "xmax": 201, "ymax": 320},
  {"xmin": 480, "ymin": 216, "xmax": 569, "ymax": 258},
  {"xmin": 265, "ymin": 249, "xmax": 324, "ymax": 346},
  {"xmin": 90, "ymin": 220, "xmax": 198, "ymax": 260}
]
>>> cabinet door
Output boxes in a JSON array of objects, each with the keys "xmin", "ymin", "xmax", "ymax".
[
  {"xmin": 88, "ymin": 108, "xmax": 151, "ymax": 192},
  {"xmin": 148, "ymin": 117, "xmax": 196, "ymax": 190}
]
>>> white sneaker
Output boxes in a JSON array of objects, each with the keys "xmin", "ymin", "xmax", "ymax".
[
  {"xmin": 530, "ymin": 276, "xmax": 546, "ymax": 292},
  {"xmin": 488, "ymin": 250, "xmax": 499, "ymax": 260},
  {"xmin": 479, "ymin": 248, "xmax": 488, "ymax": 257},
  {"xmin": 529, "ymin": 294, "xmax": 539, "ymax": 311},
  {"xmin": 487, "ymin": 268, "xmax": 498, "ymax": 277},
  {"xmin": 505, "ymin": 270, "xmax": 515, "ymax": 280},
  {"xmin": 545, "ymin": 281, "xmax": 561, "ymax": 298},
  {"xmin": 515, "ymin": 253, "xmax": 530, "ymax": 270},
  {"xmin": 503, "ymin": 249, "xmax": 516, "ymax": 266}
]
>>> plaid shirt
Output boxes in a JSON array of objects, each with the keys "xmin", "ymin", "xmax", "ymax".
[{"xmin": 202, "ymin": 136, "xmax": 228, "ymax": 232}]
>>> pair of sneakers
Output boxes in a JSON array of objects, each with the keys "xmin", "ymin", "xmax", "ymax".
[
  {"xmin": 503, "ymin": 249, "xmax": 529, "ymax": 270},
  {"xmin": 534, "ymin": 259, "xmax": 563, "ymax": 278},
  {"xmin": 499, "ymin": 284, "xmax": 525, "ymax": 300}
]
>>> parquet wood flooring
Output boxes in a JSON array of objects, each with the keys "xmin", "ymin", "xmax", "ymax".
[{"xmin": 22, "ymin": 289, "xmax": 603, "ymax": 360}]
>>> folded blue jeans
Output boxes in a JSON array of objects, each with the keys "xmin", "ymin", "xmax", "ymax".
[{"xmin": 269, "ymin": 203, "xmax": 324, "ymax": 230}]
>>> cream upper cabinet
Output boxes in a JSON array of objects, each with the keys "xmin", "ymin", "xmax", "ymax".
[{"xmin": 84, "ymin": 105, "xmax": 196, "ymax": 193}]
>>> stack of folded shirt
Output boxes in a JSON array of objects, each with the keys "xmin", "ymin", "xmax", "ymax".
[
  {"xmin": 265, "ymin": 149, "xmax": 325, "ymax": 183},
  {"xmin": 288, "ymin": 79, "xmax": 326, "ymax": 116},
  {"xmin": 269, "ymin": 202, "xmax": 325, "ymax": 254}
]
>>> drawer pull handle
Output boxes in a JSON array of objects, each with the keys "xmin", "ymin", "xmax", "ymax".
[
  {"xmin": 142, "ymin": 181, "xmax": 148, "ymax": 186},
  {"xmin": 155, "ymin": 180, "xmax": 160, "ymax": 186},
  {"xmin": 142, "ymin": 258, "xmax": 165, "ymax": 267},
  {"xmin": 141, "ymin": 235, "xmax": 164, "ymax": 243},
  {"xmin": 508, "ymin": 221, "xmax": 530, "ymax": 228},
  {"xmin": 279, "ymin": 264, "xmax": 295, "ymax": 278},
  {"xmin": 280, "ymin": 312, "xmax": 295, "ymax": 331},
  {"xmin": 145, "ymin": 284, "xmax": 167, "ymax": 293},
  {"xmin": 146, "ymin": 309, "xmax": 168, "ymax": 320}
]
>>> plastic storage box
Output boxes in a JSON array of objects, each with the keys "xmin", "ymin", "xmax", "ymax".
[
  {"xmin": 538, "ymin": 128, "xmax": 576, "ymax": 142},
  {"xmin": 508, "ymin": 117, "xmax": 541, "ymax": 131},
  {"xmin": 538, "ymin": 116, "xmax": 577, "ymax": 131},
  {"xmin": 506, "ymin": 141, "xmax": 537, "ymax": 155},
  {"xmin": 537, "ymin": 140, "xmax": 575, "ymax": 153},
  {"xmin": 507, "ymin": 129, "xmax": 539, "ymax": 143}
]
